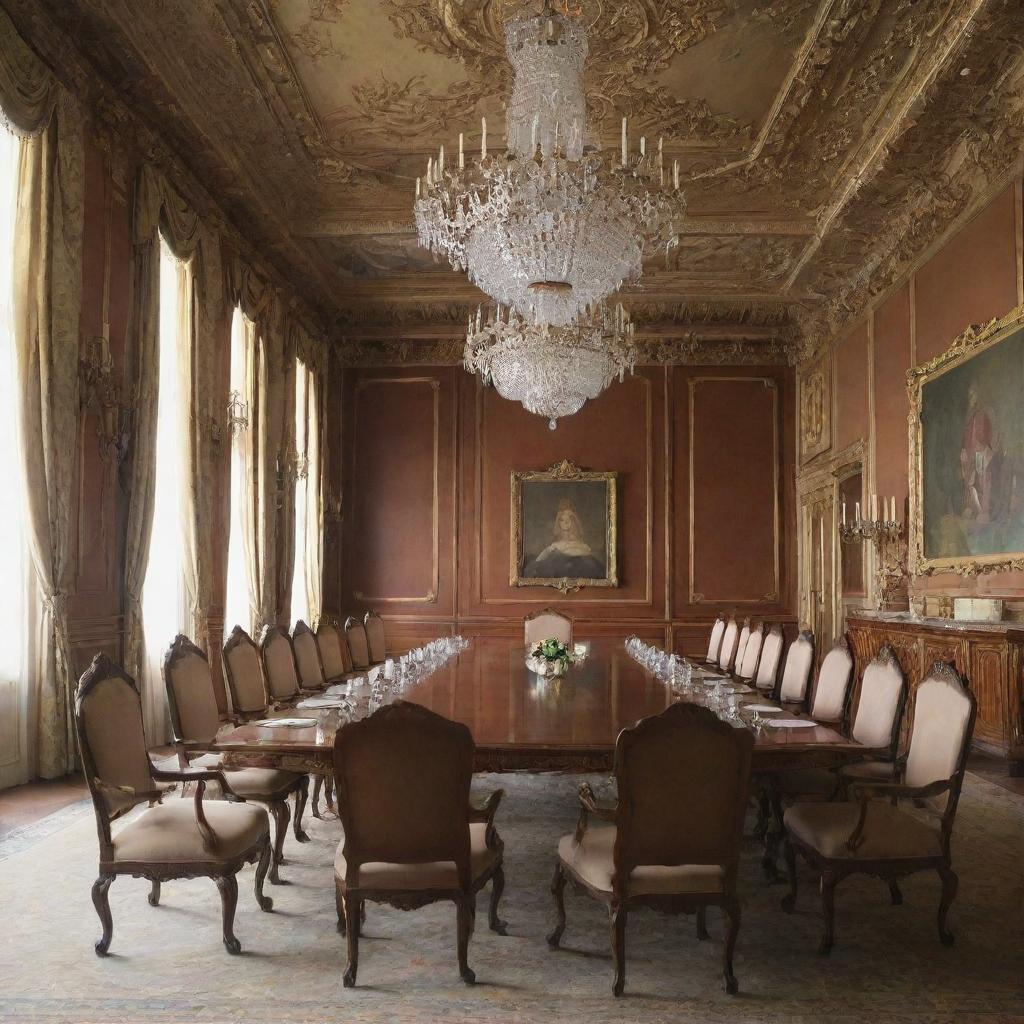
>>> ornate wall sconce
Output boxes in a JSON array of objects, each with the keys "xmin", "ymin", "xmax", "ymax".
[
  {"xmin": 227, "ymin": 389, "xmax": 249, "ymax": 436},
  {"xmin": 838, "ymin": 495, "xmax": 909, "ymax": 611},
  {"xmin": 275, "ymin": 444, "xmax": 308, "ymax": 510},
  {"xmin": 79, "ymin": 336, "xmax": 132, "ymax": 464}
]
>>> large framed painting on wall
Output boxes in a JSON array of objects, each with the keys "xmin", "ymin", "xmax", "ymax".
[
  {"xmin": 511, "ymin": 460, "xmax": 617, "ymax": 594},
  {"xmin": 799, "ymin": 351, "xmax": 832, "ymax": 464},
  {"xmin": 910, "ymin": 306, "xmax": 1024, "ymax": 575}
]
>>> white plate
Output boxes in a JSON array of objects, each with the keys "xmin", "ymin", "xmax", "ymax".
[
  {"xmin": 252, "ymin": 718, "xmax": 316, "ymax": 728},
  {"xmin": 743, "ymin": 704, "xmax": 780, "ymax": 713},
  {"xmin": 762, "ymin": 718, "xmax": 818, "ymax": 729}
]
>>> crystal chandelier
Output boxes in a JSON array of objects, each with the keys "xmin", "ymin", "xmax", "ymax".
[
  {"xmin": 465, "ymin": 302, "xmax": 636, "ymax": 429},
  {"xmin": 414, "ymin": 1, "xmax": 686, "ymax": 326}
]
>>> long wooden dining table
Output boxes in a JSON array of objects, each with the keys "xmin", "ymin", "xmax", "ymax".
[{"xmin": 210, "ymin": 638, "xmax": 863, "ymax": 778}]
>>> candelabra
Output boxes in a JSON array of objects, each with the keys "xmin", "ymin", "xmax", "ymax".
[
  {"xmin": 838, "ymin": 499, "xmax": 909, "ymax": 611},
  {"xmin": 79, "ymin": 336, "xmax": 132, "ymax": 464},
  {"xmin": 226, "ymin": 389, "xmax": 249, "ymax": 436}
]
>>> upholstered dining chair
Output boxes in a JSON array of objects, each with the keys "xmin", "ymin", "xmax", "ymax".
[
  {"xmin": 333, "ymin": 701, "xmax": 507, "ymax": 987},
  {"xmin": 735, "ymin": 621, "xmax": 764, "ymax": 682},
  {"xmin": 163, "ymin": 634, "xmax": 310, "ymax": 882},
  {"xmin": 548, "ymin": 702, "xmax": 754, "ymax": 996},
  {"xmin": 524, "ymin": 607, "xmax": 573, "ymax": 646},
  {"xmin": 752, "ymin": 624, "xmax": 785, "ymax": 695},
  {"xmin": 344, "ymin": 616, "xmax": 372, "ymax": 670},
  {"xmin": 76, "ymin": 653, "xmax": 273, "ymax": 956},
  {"xmin": 703, "ymin": 614, "xmax": 727, "ymax": 665},
  {"xmin": 807, "ymin": 636, "xmax": 855, "ymax": 727},
  {"xmin": 776, "ymin": 629, "xmax": 815, "ymax": 705},
  {"xmin": 364, "ymin": 610, "xmax": 388, "ymax": 664},
  {"xmin": 292, "ymin": 620, "xmax": 328, "ymax": 693},
  {"xmin": 222, "ymin": 626, "xmax": 271, "ymax": 720},
  {"xmin": 781, "ymin": 661, "xmax": 976, "ymax": 954},
  {"xmin": 260, "ymin": 625, "xmax": 304, "ymax": 704},
  {"xmin": 316, "ymin": 618, "xmax": 355, "ymax": 685},
  {"xmin": 733, "ymin": 618, "xmax": 752, "ymax": 676},
  {"xmin": 717, "ymin": 616, "xmax": 740, "ymax": 673}
]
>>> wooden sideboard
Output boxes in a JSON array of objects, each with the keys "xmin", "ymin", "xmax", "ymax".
[{"xmin": 846, "ymin": 611, "xmax": 1024, "ymax": 774}]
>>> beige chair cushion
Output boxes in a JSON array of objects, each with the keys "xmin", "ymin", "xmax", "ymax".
[
  {"xmin": 705, "ymin": 618, "xmax": 725, "ymax": 662},
  {"xmin": 755, "ymin": 629, "xmax": 784, "ymax": 689},
  {"xmin": 111, "ymin": 800, "xmax": 268, "ymax": 864},
  {"xmin": 776, "ymin": 768, "xmax": 840, "ymax": 798},
  {"xmin": 784, "ymin": 801, "xmax": 942, "ymax": 861},
  {"xmin": 525, "ymin": 611, "xmax": 572, "ymax": 647},
  {"xmin": 717, "ymin": 620, "xmax": 739, "ymax": 672},
  {"xmin": 168, "ymin": 650, "xmax": 220, "ymax": 743},
  {"xmin": 317, "ymin": 624, "xmax": 348, "ymax": 680},
  {"xmin": 905, "ymin": 673, "xmax": 973, "ymax": 813},
  {"xmin": 334, "ymin": 822, "xmax": 497, "ymax": 890},
  {"xmin": 778, "ymin": 635, "xmax": 813, "ymax": 701},
  {"xmin": 737, "ymin": 628, "xmax": 763, "ymax": 680},
  {"xmin": 365, "ymin": 613, "xmax": 387, "ymax": 664},
  {"xmin": 293, "ymin": 631, "xmax": 326, "ymax": 690},
  {"xmin": 852, "ymin": 659, "xmax": 903, "ymax": 749},
  {"xmin": 224, "ymin": 640, "xmax": 267, "ymax": 714},
  {"xmin": 810, "ymin": 644, "xmax": 853, "ymax": 722},
  {"xmin": 264, "ymin": 633, "xmax": 300, "ymax": 700},
  {"xmin": 557, "ymin": 827, "xmax": 725, "ymax": 896},
  {"xmin": 734, "ymin": 625, "xmax": 750, "ymax": 675},
  {"xmin": 346, "ymin": 622, "xmax": 371, "ymax": 670}
]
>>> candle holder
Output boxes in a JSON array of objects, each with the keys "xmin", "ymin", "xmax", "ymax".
[
  {"xmin": 838, "ymin": 517, "xmax": 904, "ymax": 544},
  {"xmin": 838, "ymin": 516, "xmax": 909, "ymax": 611}
]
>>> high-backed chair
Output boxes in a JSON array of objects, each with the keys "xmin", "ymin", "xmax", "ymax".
[
  {"xmin": 76, "ymin": 653, "xmax": 273, "ymax": 956},
  {"xmin": 548, "ymin": 702, "xmax": 754, "ymax": 996},
  {"xmin": 733, "ymin": 618, "xmax": 751, "ymax": 676},
  {"xmin": 345, "ymin": 616, "xmax": 372, "ymax": 671},
  {"xmin": 292, "ymin": 620, "xmax": 328, "ymax": 693},
  {"xmin": 808, "ymin": 636, "xmax": 855, "ymax": 726},
  {"xmin": 703, "ymin": 614, "xmax": 727, "ymax": 665},
  {"xmin": 364, "ymin": 610, "xmax": 387, "ymax": 664},
  {"xmin": 317, "ymin": 619, "xmax": 354, "ymax": 685},
  {"xmin": 222, "ymin": 626, "xmax": 271, "ymax": 720},
  {"xmin": 781, "ymin": 662, "xmax": 976, "ymax": 953},
  {"xmin": 163, "ymin": 635, "xmax": 310, "ymax": 881},
  {"xmin": 524, "ymin": 608, "xmax": 573, "ymax": 647},
  {"xmin": 260, "ymin": 625, "xmax": 303, "ymax": 703},
  {"xmin": 777, "ymin": 629, "xmax": 815, "ymax": 704},
  {"xmin": 717, "ymin": 617, "xmax": 740, "ymax": 673},
  {"xmin": 753, "ymin": 624, "xmax": 785, "ymax": 695},
  {"xmin": 333, "ymin": 701, "xmax": 507, "ymax": 987},
  {"xmin": 735, "ymin": 621, "xmax": 764, "ymax": 682}
]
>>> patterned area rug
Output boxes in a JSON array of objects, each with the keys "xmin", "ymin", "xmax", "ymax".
[{"xmin": 0, "ymin": 772, "xmax": 1022, "ymax": 1024}]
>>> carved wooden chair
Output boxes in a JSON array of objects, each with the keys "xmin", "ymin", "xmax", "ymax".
[
  {"xmin": 316, "ymin": 618, "xmax": 356, "ymax": 685},
  {"xmin": 76, "ymin": 653, "xmax": 273, "ymax": 956},
  {"xmin": 807, "ymin": 635, "xmax": 855, "ymax": 727},
  {"xmin": 702, "ymin": 614, "xmax": 727, "ymax": 665},
  {"xmin": 163, "ymin": 634, "xmax": 310, "ymax": 883},
  {"xmin": 548, "ymin": 702, "xmax": 754, "ymax": 996},
  {"xmin": 344, "ymin": 616, "xmax": 372, "ymax": 670},
  {"xmin": 716, "ymin": 616, "xmax": 740, "ymax": 673},
  {"xmin": 333, "ymin": 701, "xmax": 507, "ymax": 987},
  {"xmin": 363, "ymin": 609, "xmax": 388, "ymax": 664},
  {"xmin": 222, "ymin": 625, "xmax": 271, "ymax": 721},
  {"xmin": 733, "ymin": 617, "xmax": 752, "ymax": 676},
  {"xmin": 524, "ymin": 608, "xmax": 573, "ymax": 647},
  {"xmin": 292, "ymin": 619, "xmax": 328, "ymax": 693},
  {"xmin": 734, "ymin": 620, "xmax": 764, "ymax": 682},
  {"xmin": 752, "ymin": 624, "xmax": 785, "ymax": 696},
  {"xmin": 781, "ymin": 661, "xmax": 976, "ymax": 954},
  {"xmin": 776, "ymin": 629, "xmax": 815, "ymax": 705}
]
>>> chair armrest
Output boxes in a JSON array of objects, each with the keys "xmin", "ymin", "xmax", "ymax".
[
  {"xmin": 468, "ymin": 789, "xmax": 504, "ymax": 826},
  {"xmin": 845, "ymin": 778, "xmax": 951, "ymax": 851},
  {"xmin": 151, "ymin": 765, "xmax": 242, "ymax": 802},
  {"xmin": 93, "ymin": 778, "xmax": 165, "ymax": 805},
  {"xmin": 575, "ymin": 782, "xmax": 617, "ymax": 844}
]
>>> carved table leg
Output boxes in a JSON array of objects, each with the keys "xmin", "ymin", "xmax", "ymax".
[
  {"xmin": 91, "ymin": 875, "xmax": 114, "ymax": 956},
  {"xmin": 488, "ymin": 864, "xmax": 508, "ymax": 934},
  {"xmin": 293, "ymin": 777, "xmax": 310, "ymax": 842},
  {"xmin": 254, "ymin": 838, "xmax": 274, "ymax": 912},
  {"xmin": 148, "ymin": 879, "xmax": 161, "ymax": 907},
  {"xmin": 269, "ymin": 800, "xmax": 291, "ymax": 884},
  {"xmin": 216, "ymin": 873, "xmax": 242, "ymax": 954},
  {"xmin": 311, "ymin": 775, "xmax": 323, "ymax": 819},
  {"xmin": 546, "ymin": 861, "xmax": 567, "ymax": 948}
]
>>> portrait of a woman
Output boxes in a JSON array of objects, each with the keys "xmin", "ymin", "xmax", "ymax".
[{"xmin": 523, "ymin": 496, "xmax": 606, "ymax": 579}]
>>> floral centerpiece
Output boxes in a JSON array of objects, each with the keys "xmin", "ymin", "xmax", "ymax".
[{"xmin": 526, "ymin": 637, "xmax": 576, "ymax": 677}]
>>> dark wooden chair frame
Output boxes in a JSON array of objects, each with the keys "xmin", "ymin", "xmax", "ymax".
[
  {"xmin": 292, "ymin": 618, "xmax": 329, "ymax": 692},
  {"xmin": 316, "ymin": 617, "xmax": 354, "ymax": 684},
  {"xmin": 547, "ymin": 702, "xmax": 754, "ymax": 997},
  {"xmin": 733, "ymin": 619, "xmax": 765, "ymax": 683},
  {"xmin": 363, "ymin": 608, "xmax": 389, "ymax": 664},
  {"xmin": 774, "ymin": 628, "xmax": 816, "ymax": 708},
  {"xmin": 76, "ymin": 653, "xmax": 274, "ymax": 956},
  {"xmin": 333, "ymin": 701, "xmax": 507, "ymax": 988},
  {"xmin": 701, "ymin": 611, "xmax": 728, "ymax": 666},
  {"xmin": 752, "ymin": 623, "xmax": 787, "ymax": 700},
  {"xmin": 780, "ymin": 660, "xmax": 977, "ymax": 955},
  {"xmin": 222, "ymin": 625, "xmax": 272, "ymax": 721},
  {"xmin": 716, "ymin": 615, "xmax": 741, "ymax": 673},
  {"xmin": 343, "ymin": 615, "xmax": 374, "ymax": 670},
  {"xmin": 163, "ymin": 634, "xmax": 310, "ymax": 883}
]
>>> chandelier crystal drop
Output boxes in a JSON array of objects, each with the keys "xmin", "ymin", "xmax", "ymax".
[
  {"xmin": 413, "ymin": 1, "xmax": 686, "ymax": 326},
  {"xmin": 464, "ymin": 302, "xmax": 637, "ymax": 429}
]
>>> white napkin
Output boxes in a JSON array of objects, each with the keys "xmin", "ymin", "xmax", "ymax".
[
  {"xmin": 762, "ymin": 718, "xmax": 818, "ymax": 729},
  {"xmin": 743, "ymin": 704, "xmax": 780, "ymax": 713}
]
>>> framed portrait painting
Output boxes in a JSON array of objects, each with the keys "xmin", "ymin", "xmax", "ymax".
[
  {"xmin": 511, "ymin": 460, "xmax": 617, "ymax": 593},
  {"xmin": 909, "ymin": 306, "xmax": 1024, "ymax": 575}
]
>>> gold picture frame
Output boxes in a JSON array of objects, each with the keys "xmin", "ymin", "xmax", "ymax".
[
  {"xmin": 909, "ymin": 304, "xmax": 1024, "ymax": 576},
  {"xmin": 510, "ymin": 459, "xmax": 618, "ymax": 595}
]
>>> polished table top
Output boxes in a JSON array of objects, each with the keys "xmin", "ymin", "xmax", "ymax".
[{"xmin": 212, "ymin": 639, "xmax": 860, "ymax": 773}]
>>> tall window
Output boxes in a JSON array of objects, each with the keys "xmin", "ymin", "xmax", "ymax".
[
  {"xmin": 290, "ymin": 359, "xmax": 311, "ymax": 627},
  {"xmin": 140, "ymin": 237, "xmax": 194, "ymax": 739},
  {"xmin": 224, "ymin": 307, "xmax": 258, "ymax": 634},
  {"xmin": 0, "ymin": 126, "xmax": 27, "ymax": 787}
]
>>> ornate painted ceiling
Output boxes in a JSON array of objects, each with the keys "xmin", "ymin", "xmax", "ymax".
[{"xmin": 15, "ymin": 0, "xmax": 1024, "ymax": 360}]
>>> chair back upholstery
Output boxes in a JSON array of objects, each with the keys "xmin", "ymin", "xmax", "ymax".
[
  {"xmin": 524, "ymin": 608, "xmax": 572, "ymax": 647},
  {"xmin": 733, "ymin": 619, "xmax": 751, "ymax": 673},
  {"xmin": 778, "ymin": 630, "xmax": 815, "ymax": 702},
  {"xmin": 163, "ymin": 634, "xmax": 219, "ymax": 744},
  {"xmin": 754, "ymin": 625, "xmax": 785, "ymax": 692},
  {"xmin": 345, "ymin": 617, "xmax": 371, "ymax": 669},
  {"xmin": 905, "ymin": 662, "xmax": 976, "ymax": 818},
  {"xmin": 736, "ymin": 622, "xmax": 764, "ymax": 681},
  {"xmin": 717, "ymin": 617, "xmax": 739, "ymax": 672},
  {"xmin": 333, "ymin": 701, "xmax": 475, "ymax": 889},
  {"xmin": 292, "ymin": 620, "xmax": 327, "ymax": 692},
  {"xmin": 852, "ymin": 644, "xmax": 907, "ymax": 751},
  {"xmin": 364, "ymin": 610, "xmax": 387, "ymax": 663},
  {"xmin": 75, "ymin": 655, "xmax": 154, "ymax": 836},
  {"xmin": 705, "ymin": 615, "xmax": 726, "ymax": 663},
  {"xmin": 613, "ymin": 703, "xmax": 753, "ymax": 896},
  {"xmin": 810, "ymin": 637, "xmax": 854, "ymax": 723},
  {"xmin": 260, "ymin": 626, "xmax": 301, "ymax": 701},
  {"xmin": 316, "ymin": 619, "xmax": 351, "ymax": 680},
  {"xmin": 223, "ymin": 626, "xmax": 269, "ymax": 714}
]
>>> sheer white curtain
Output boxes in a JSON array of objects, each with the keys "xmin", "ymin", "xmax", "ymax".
[
  {"xmin": 0, "ymin": 125, "xmax": 27, "ymax": 788},
  {"xmin": 289, "ymin": 357, "xmax": 323, "ymax": 629},
  {"xmin": 224, "ymin": 306, "xmax": 260, "ymax": 635},
  {"xmin": 289, "ymin": 358, "xmax": 310, "ymax": 627},
  {"xmin": 139, "ymin": 237, "xmax": 194, "ymax": 742}
]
